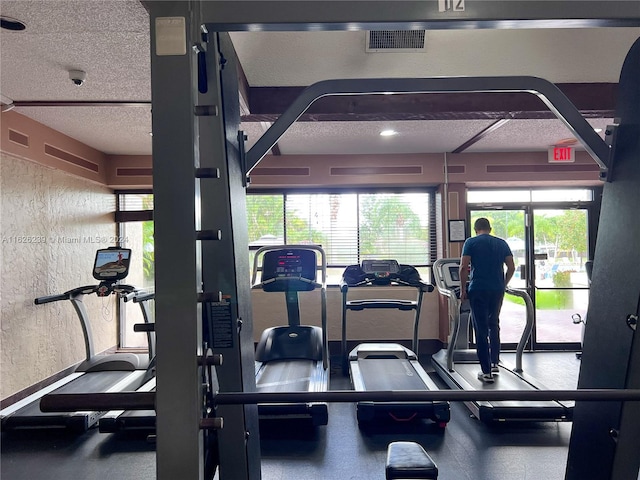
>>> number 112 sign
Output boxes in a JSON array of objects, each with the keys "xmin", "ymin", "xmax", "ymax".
[{"xmin": 439, "ymin": 0, "xmax": 465, "ymax": 12}]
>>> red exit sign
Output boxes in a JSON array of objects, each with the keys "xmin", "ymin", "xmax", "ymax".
[{"xmin": 548, "ymin": 146, "xmax": 575, "ymax": 163}]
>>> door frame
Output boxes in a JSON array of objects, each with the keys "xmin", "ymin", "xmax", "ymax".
[{"xmin": 467, "ymin": 189, "xmax": 602, "ymax": 351}]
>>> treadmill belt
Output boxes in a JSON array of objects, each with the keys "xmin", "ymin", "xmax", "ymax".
[
  {"xmin": 12, "ymin": 371, "xmax": 139, "ymax": 418},
  {"xmin": 256, "ymin": 359, "xmax": 315, "ymax": 392},
  {"xmin": 357, "ymin": 358, "xmax": 426, "ymax": 391},
  {"xmin": 454, "ymin": 363, "xmax": 570, "ymax": 408}
]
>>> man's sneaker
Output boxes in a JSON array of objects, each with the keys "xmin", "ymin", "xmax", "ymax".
[
  {"xmin": 491, "ymin": 364, "xmax": 500, "ymax": 374},
  {"xmin": 477, "ymin": 372, "xmax": 494, "ymax": 383}
]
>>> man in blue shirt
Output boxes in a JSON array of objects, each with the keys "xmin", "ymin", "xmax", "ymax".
[{"xmin": 460, "ymin": 218, "xmax": 516, "ymax": 384}]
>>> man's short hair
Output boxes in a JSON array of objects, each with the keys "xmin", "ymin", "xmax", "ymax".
[{"xmin": 474, "ymin": 217, "xmax": 491, "ymax": 232}]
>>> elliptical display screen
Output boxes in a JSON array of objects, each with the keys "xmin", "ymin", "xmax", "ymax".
[{"xmin": 93, "ymin": 248, "xmax": 131, "ymax": 281}]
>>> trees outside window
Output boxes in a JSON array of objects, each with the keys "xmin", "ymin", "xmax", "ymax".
[{"xmin": 247, "ymin": 192, "xmax": 434, "ymax": 282}]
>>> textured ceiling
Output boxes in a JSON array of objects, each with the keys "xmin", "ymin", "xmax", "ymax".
[
  {"xmin": 466, "ymin": 118, "xmax": 612, "ymax": 153},
  {"xmin": 0, "ymin": 1, "xmax": 638, "ymax": 158},
  {"xmin": 229, "ymin": 29, "xmax": 640, "ymax": 86}
]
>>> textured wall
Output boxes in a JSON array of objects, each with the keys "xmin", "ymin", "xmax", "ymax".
[{"xmin": 1, "ymin": 152, "xmax": 117, "ymax": 400}]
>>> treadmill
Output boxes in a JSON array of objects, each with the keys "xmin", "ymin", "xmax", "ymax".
[
  {"xmin": 251, "ymin": 245, "xmax": 329, "ymax": 426},
  {"xmin": 341, "ymin": 260, "xmax": 450, "ymax": 428},
  {"xmin": 0, "ymin": 248, "xmax": 151, "ymax": 432},
  {"xmin": 431, "ymin": 258, "xmax": 573, "ymax": 423},
  {"xmin": 98, "ymin": 290, "xmax": 157, "ymax": 434}
]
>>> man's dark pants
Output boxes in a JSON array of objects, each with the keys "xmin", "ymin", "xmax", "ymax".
[{"xmin": 468, "ymin": 290, "xmax": 504, "ymax": 374}]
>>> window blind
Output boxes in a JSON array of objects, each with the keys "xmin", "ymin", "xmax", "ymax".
[{"xmin": 247, "ymin": 191, "xmax": 433, "ymax": 268}]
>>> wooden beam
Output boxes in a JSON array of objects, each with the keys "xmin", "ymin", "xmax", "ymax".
[{"xmin": 242, "ymin": 83, "xmax": 617, "ymax": 122}]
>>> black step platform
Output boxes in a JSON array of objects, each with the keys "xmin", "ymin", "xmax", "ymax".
[{"xmin": 386, "ymin": 441, "xmax": 438, "ymax": 479}]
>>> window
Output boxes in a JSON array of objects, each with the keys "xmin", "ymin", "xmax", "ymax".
[
  {"xmin": 116, "ymin": 192, "xmax": 154, "ymax": 349},
  {"xmin": 467, "ymin": 188, "xmax": 593, "ymax": 204},
  {"xmin": 116, "ymin": 192, "xmax": 154, "ymax": 289},
  {"xmin": 247, "ymin": 191, "xmax": 436, "ymax": 283},
  {"xmin": 117, "ymin": 190, "xmax": 436, "ymax": 346}
]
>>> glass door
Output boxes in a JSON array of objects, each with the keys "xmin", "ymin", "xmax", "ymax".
[
  {"xmin": 469, "ymin": 207, "xmax": 589, "ymax": 350},
  {"xmin": 469, "ymin": 209, "xmax": 529, "ymax": 348},
  {"xmin": 532, "ymin": 208, "xmax": 589, "ymax": 347}
]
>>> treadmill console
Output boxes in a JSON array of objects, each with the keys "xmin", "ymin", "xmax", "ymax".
[
  {"xmin": 261, "ymin": 248, "xmax": 317, "ymax": 292},
  {"xmin": 93, "ymin": 247, "xmax": 131, "ymax": 281},
  {"xmin": 342, "ymin": 259, "xmax": 423, "ymax": 287},
  {"xmin": 361, "ymin": 259, "xmax": 400, "ymax": 284},
  {"xmin": 443, "ymin": 265, "xmax": 461, "ymax": 288},
  {"xmin": 432, "ymin": 259, "xmax": 464, "ymax": 298}
]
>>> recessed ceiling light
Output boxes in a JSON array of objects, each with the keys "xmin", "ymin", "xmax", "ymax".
[
  {"xmin": 1, "ymin": 16, "xmax": 26, "ymax": 31},
  {"xmin": 594, "ymin": 128, "xmax": 603, "ymax": 133},
  {"xmin": 380, "ymin": 129, "xmax": 397, "ymax": 137}
]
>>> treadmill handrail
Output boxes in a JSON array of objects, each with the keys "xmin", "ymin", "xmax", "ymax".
[
  {"xmin": 433, "ymin": 258, "xmax": 534, "ymax": 374},
  {"xmin": 34, "ymin": 292, "xmax": 72, "ymax": 305},
  {"xmin": 133, "ymin": 291, "xmax": 155, "ymax": 303},
  {"xmin": 123, "ymin": 289, "xmax": 155, "ymax": 303},
  {"xmin": 435, "ymin": 278, "xmax": 464, "ymax": 374},
  {"xmin": 34, "ymin": 285, "xmax": 97, "ymax": 304},
  {"xmin": 261, "ymin": 276, "xmax": 322, "ymax": 289},
  {"xmin": 340, "ymin": 263, "xmax": 429, "ymax": 372},
  {"xmin": 340, "ymin": 278, "xmax": 432, "ymax": 292},
  {"xmin": 432, "ymin": 258, "xmax": 464, "ymax": 372},
  {"xmin": 34, "ymin": 282, "xmax": 148, "ymax": 362},
  {"xmin": 505, "ymin": 287, "xmax": 534, "ymax": 373},
  {"xmin": 345, "ymin": 298, "xmax": 418, "ymax": 310},
  {"xmin": 448, "ymin": 297, "xmax": 464, "ymax": 372},
  {"xmin": 123, "ymin": 289, "xmax": 156, "ymax": 362}
]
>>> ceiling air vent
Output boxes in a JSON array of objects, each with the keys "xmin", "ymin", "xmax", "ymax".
[{"xmin": 366, "ymin": 30, "xmax": 426, "ymax": 52}]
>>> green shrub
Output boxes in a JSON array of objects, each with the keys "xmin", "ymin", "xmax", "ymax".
[
  {"xmin": 553, "ymin": 270, "xmax": 573, "ymax": 288},
  {"xmin": 504, "ymin": 289, "xmax": 573, "ymax": 310}
]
